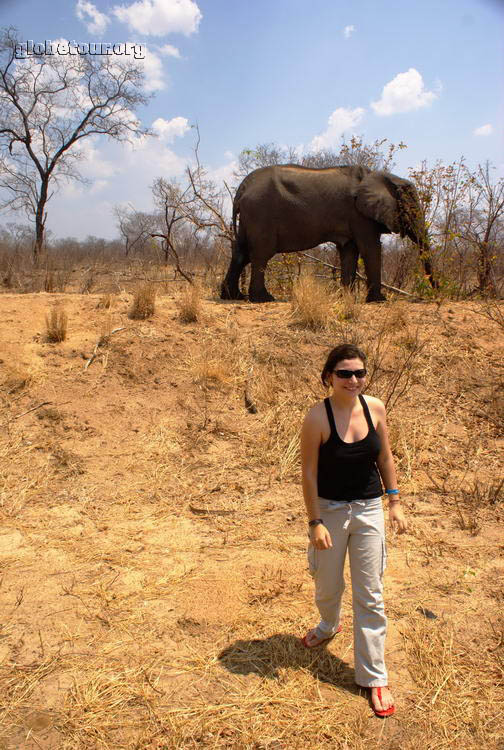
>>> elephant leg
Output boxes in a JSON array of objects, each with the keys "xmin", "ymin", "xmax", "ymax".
[
  {"xmin": 221, "ymin": 239, "xmax": 249, "ymax": 300},
  {"xmin": 249, "ymin": 260, "xmax": 275, "ymax": 302},
  {"xmin": 355, "ymin": 228, "xmax": 386, "ymax": 303},
  {"xmin": 339, "ymin": 241, "xmax": 359, "ymax": 289}
]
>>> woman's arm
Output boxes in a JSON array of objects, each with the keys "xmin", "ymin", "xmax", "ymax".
[
  {"xmin": 301, "ymin": 408, "xmax": 332, "ymax": 549},
  {"xmin": 374, "ymin": 400, "xmax": 408, "ymax": 534}
]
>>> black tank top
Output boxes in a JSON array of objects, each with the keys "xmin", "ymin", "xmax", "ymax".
[{"xmin": 317, "ymin": 395, "xmax": 383, "ymax": 501}]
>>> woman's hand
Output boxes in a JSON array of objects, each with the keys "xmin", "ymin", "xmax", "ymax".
[
  {"xmin": 389, "ymin": 503, "xmax": 407, "ymax": 534},
  {"xmin": 310, "ymin": 523, "xmax": 332, "ymax": 549}
]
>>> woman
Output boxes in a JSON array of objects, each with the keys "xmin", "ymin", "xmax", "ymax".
[{"xmin": 300, "ymin": 343, "xmax": 407, "ymax": 718}]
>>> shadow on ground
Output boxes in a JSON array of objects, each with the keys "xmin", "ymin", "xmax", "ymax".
[{"xmin": 218, "ymin": 633, "xmax": 361, "ymax": 696}]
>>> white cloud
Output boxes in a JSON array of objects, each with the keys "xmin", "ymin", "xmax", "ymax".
[
  {"xmin": 152, "ymin": 116, "xmax": 190, "ymax": 141},
  {"xmin": 371, "ymin": 68, "xmax": 438, "ymax": 116},
  {"xmin": 113, "ymin": 0, "xmax": 202, "ymax": 36},
  {"xmin": 474, "ymin": 123, "xmax": 493, "ymax": 136},
  {"xmin": 73, "ymin": 137, "xmax": 120, "ymax": 180},
  {"xmin": 160, "ymin": 43, "xmax": 181, "ymax": 58},
  {"xmin": 205, "ymin": 153, "xmax": 238, "ymax": 216},
  {"xmin": 89, "ymin": 179, "xmax": 109, "ymax": 194},
  {"xmin": 138, "ymin": 48, "xmax": 167, "ymax": 91},
  {"xmin": 343, "ymin": 25, "xmax": 355, "ymax": 39},
  {"xmin": 309, "ymin": 107, "xmax": 365, "ymax": 151},
  {"xmin": 75, "ymin": 0, "xmax": 110, "ymax": 35},
  {"xmin": 209, "ymin": 157, "xmax": 237, "ymax": 187},
  {"xmin": 52, "ymin": 122, "xmax": 189, "ymax": 238}
]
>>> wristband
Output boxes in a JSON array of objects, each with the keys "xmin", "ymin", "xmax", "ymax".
[
  {"xmin": 385, "ymin": 489, "xmax": 399, "ymax": 495},
  {"xmin": 308, "ymin": 518, "xmax": 324, "ymax": 527}
]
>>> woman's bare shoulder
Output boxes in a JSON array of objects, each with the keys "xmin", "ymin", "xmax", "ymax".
[
  {"xmin": 362, "ymin": 394, "xmax": 386, "ymax": 416},
  {"xmin": 362, "ymin": 394, "xmax": 384, "ymax": 406},
  {"xmin": 303, "ymin": 400, "xmax": 327, "ymax": 426}
]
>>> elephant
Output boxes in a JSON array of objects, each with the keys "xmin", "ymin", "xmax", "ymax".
[{"xmin": 220, "ymin": 164, "xmax": 436, "ymax": 303}]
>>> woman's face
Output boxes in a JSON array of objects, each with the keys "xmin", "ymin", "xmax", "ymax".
[{"xmin": 328, "ymin": 357, "xmax": 366, "ymax": 397}]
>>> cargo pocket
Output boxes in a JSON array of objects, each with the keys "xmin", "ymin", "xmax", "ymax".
[
  {"xmin": 380, "ymin": 538, "xmax": 387, "ymax": 578},
  {"xmin": 307, "ymin": 543, "xmax": 318, "ymax": 577}
]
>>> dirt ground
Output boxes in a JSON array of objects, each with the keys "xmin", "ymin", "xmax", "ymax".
[{"xmin": 0, "ymin": 287, "xmax": 503, "ymax": 749}]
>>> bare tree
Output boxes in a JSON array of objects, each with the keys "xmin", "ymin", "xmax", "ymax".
[
  {"xmin": 337, "ymin": 136, "xmax": 407, "ymax": 171},
  {"xmin": 1, "ymin": 221, "xmax": 33, "ymax": 252},
  {"xmin": 460, "ymin": 162, "xmax": 504, "ymax": 294},
  {"xmin": 409, "ymin": 159, "xmax": 504, "ymax": 295},
  {"xmin": 151, "ymin": 177, "xmax": 196, "ymax": 280},
  {"xmin": 151, "ymin": 130, "xmax": 233, "ymax": 281},
  {"xmin": 0, "ymin": 27, "xmax": 151, "ymax": 263},
  {"xmin": 235, "ymin": 136, "xmax": 407, "ymax": 177},
  {"xmin": 235, "ymin": 142, "xmax": 300, "ymax": 180},
  {"xmin": 114, "ymin": 204, "xmax": 155, "ymax": 257}
]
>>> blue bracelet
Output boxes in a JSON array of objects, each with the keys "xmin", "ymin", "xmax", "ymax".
[{"xmin": 385, "ymin": 489, "xmax": 399, "ymax": 495}]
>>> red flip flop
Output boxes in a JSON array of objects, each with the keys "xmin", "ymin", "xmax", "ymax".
[
  {"xmin": 372, "ymin": 686, "xmax": 395, "ymax": 718},
  {"xmin": 301, "ymin": 624, "xmax": 343, "ymax": 648}
]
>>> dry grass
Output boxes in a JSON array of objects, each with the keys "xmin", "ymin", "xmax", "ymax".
[
  {"xmin": 0, "ymin": 364, "xmax": 33, "ymax": 395},
  {"xmin": 252, "ymin": 397, "xmax": 304, "ymax": 479},
  {"xmin": 97, "ymin": 293, "xmax": 114, "ymax": 309},
  {"xmin": 80, "ymin": 269, "xmax": 96, "ymax": 294},
  {"xmin": 473, "ymin": 299, "xmax": 504, "ymax": 331},
  {"xmin": 45, "ymin": 305, "xmax": 68, "ymax": 342},
  {"xmin": 44, "ymin": 268, "xmax": 70, "ymax": 293},
  {"xmin": 400, "ymin": 615, "xmax": 503, "ymax": 748},
  {"xmin": 0, "ymin": 432, "xmax": 55, "ymax": 517},
  {"xmin": 128, "ymin": 282, "xmax": 157, "ymax": 319},
  {"xmin": 176, "ymin": 281, "xmax": 203, "ymax": 323},
  {"xmin": 290, "ymin": 273, "xmax": 335, "ymax": 330},
  {"xmin": 335, "ymin": 288, "xmax": 361, "ymax": 322}
]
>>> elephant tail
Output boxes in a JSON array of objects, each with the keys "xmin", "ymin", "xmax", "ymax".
[
  {"xmin": 232, "ymin": 178, "xmax": 248, "ymax": 239},
  {"xmin": 232, "ymin": 200, "xmax": 240, "ymax": 239}
]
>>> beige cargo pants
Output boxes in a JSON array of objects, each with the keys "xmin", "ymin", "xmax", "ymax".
[{"xmin": 307, "ymin": 495, "xmax": 388, "ymax": 688}]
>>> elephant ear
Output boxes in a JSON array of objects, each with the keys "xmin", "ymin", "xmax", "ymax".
[{"xmin": 354, "ymin": 171, "xmax": 403, "ymax": 234}]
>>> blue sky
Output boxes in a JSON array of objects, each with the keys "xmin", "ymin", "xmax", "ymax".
[{"xmin": 1, "ymin": 0, "xmax": 503, "ymax": 240}]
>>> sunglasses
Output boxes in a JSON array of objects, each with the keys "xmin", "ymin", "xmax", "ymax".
[{"xmin": 333, "ymin": 369, "xmax": 367, "ymax": 379}]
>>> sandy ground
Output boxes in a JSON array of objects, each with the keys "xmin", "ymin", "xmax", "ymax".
[{"xmin": 0, "ymin": 288, "xmax": 503, "ymax": 749}]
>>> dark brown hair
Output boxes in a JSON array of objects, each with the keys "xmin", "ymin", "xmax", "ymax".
[{"xmin": 321, "ymin": 344, "xmax": 367, "ymax": 387}]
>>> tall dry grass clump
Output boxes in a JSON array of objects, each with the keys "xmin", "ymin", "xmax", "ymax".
[
  {"xmin": 290, "ymin": 273, "xmax": 334, "ymax": 330},
  {"xmin": 45, "ymin": 306, "xmax": 68, "ymax": 342},
  {"xmin": 335, "ymin": 288, "xmax": 361, "ymax": 322},
  {"xmin": 176, "ymin": 282, "xmax": 203, "ymax": 323},
  {"xmin": 96, "ymin": 293, "xmax": 114, "ymax": 309},
  {"xmin": 128, "ymin": 282, "xmax": 156, "ymax": 320}
]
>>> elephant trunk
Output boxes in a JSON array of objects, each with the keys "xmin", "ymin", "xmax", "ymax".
[
  {"xmin": 417, "ymin": 235, "xmax": 437, "ymax": 289},
  {"xmin": 399, "ymin": 185, "xmax": 437, "ymax": 290}
]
